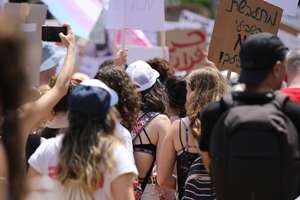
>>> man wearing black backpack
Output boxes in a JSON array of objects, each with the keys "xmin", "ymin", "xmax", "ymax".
[{"xmin": 199, "ymin": 33, "xmax": 300, "ymax": 200}]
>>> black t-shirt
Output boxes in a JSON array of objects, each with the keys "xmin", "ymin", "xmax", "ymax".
[{"xmin": 199, "ymin": 91, "xmax": 300, "ymax": 152}]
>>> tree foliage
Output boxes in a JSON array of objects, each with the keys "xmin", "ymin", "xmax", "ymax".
[{"xmin": 180, "ymin": 0, "xmax": 212, "ymax": 7}]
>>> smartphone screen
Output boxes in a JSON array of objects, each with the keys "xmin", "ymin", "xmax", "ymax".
[{"xmin": 41, "ymin": 26, "xmax": 68, "ymax": 42}]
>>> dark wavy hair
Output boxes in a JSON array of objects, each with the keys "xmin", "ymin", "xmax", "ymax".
[
  {"xmin": 147, "ymin": 58, "xmax": 174, "ymax": 84},
  {"xmin": 140, "ymin": 82, "xmax": 165, "ymax": 114},
  {"xmin": 165, "ymin": 76, "xmax": 187, "ymax": 118},
  {"xmin": 0, "ymin": 14, "xmax": 28, "ymax": 200},
  {"xmin": 95, "ymin": 67, "xmax": 141, "ymax": 129},
  {"xmin": 58, "ymin": 109, "xmax": 118, "ymax": 197}
]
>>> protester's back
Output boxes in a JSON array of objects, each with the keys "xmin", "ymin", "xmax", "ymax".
[
  {"xmin": 200, "ymin": 33, "xmax": 300, "ymax": 200},
  {"xmin": 28, "ymin": 79, "xmax": 138, "ymax": 200},
  {"xmin": 210, "ymin": 92, "xmax": 300, "ymax": 200}
]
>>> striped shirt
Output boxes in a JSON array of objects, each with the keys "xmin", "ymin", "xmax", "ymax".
[{"xmin": 182, "ymin": 157, "xmax": 216, "ymax": 200}]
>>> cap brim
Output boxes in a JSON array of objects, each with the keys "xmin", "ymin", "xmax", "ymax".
[
  {"xmin": 108, "ymin": 89, "xmax": 118, "ymax": 106},
  {"xmin": 81, "ymin": 79, "xmax": 119, "ymax": 106},
  {"xmin": 238, "ymin": 68, "xmax": 270, "ymax": 85}
]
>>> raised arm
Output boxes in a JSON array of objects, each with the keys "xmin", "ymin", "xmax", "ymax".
[
  {"xmin": 20, "ymin": 25, "xmax": 75, "ymax": 139},
  {"xmin": 114, "ymin": 48, "xmax": 128, "ymax": 69}
]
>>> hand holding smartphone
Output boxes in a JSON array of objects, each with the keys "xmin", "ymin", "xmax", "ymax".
[{"xmin": 41, "ymin": 26, "xmax": 68, "ymax": 42}]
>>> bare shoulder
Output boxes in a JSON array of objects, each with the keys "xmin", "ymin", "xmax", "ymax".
[
  {"xmin": 151, "ymin": 114, "xmax": 171, "ymax": 127},
  {"xmin": 153, "ymin": 114, "xmax": 170, "ymax": 122},
  {"xmin": 169, "ymin": 119, "xmax": 180, "ymax": 136}
]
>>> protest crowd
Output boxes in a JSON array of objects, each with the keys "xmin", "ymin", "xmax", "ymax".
[{"xmin": 1, "ymin": 0, "xmax": 300, "ymax": 200}]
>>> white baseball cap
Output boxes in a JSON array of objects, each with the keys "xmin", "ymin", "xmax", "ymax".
[{"xmin": 126, "ymin": 60, "xmax": 160, "ymax": 92}]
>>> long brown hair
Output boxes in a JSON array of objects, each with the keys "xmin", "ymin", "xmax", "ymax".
[
  {"xmin": 141, "ymin": 82, "xmax": 165, "ymax": 114},
  {"xmin": 0, "ymin": 14, "xmax": 28, "ymax": 200},
  {"xmin": 58, "ymin": 109, "xmax": 118, "ymax": 197},
  {"xmin": 186, "ymin": 67, "xmax": 229, "ymax": 140}
]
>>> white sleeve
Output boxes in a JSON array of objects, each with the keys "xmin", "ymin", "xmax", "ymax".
[
  {"xmin": 28, "ymin": 139, "xmax": 51, "ymax": 174},
  {"xmin": 111, "ymin": 144, "xmax": 138, "ymax": 181},
  {"xmin": 123, "ymin": 132, "xmax": 134, "ymax": 159},
  {"xmin": 116, "ymin": 124, "xmax": 134, "ymax": 160}
]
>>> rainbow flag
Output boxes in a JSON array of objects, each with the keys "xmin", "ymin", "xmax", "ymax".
[{"xmin": 41, "ymin": 0, "xmax": 105, "ymax": 39}]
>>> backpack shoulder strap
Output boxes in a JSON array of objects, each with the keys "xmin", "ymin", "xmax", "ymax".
[
  {"xmin": 272, "ymin": 91, "xmax": 290, "ymax": 110},
  {"xmin": 140, "ymin": 155, "xmax": 156, "ymax": 191},
  {"xmin": 131, "ymin": 112, "xmax": 160, "ymax": 141},
  {"xmin": 220, "ymin": 93, "xmax": 235, "ymax": 112}
]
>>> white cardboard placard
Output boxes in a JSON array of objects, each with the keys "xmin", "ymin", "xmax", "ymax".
[
  {"xmin": 106, "ymin": 0, "xmax": 165, "ymax": 31},
  {"xmin": 127, "ymin": 46, "xmax": 169, "ymax": 64},
  {"xmin": 179, "ymin": 10, "xmax": 215, "ymax": 35}
]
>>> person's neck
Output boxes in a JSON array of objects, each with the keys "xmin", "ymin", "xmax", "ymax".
[{"xmin": 244, "ymin": 86, "xmax": 275, "ymax": 93}]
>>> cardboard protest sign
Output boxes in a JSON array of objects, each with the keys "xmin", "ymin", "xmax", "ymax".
[
  {"xmin": 165, "ymin": 29, "xmax": 206, "ymax": 71},
  {"xmin": 4, "ymin": 3, "xmax": 47, "ymax": 86},
  {"xmin": 208, "ymin": 0, "xmax": 283, "ymax": 73},
  {"xmin": 127, "ymin": 46, "xmax": 169, "ymax": 64},
  {"xmin": 267, "ymin": 0, "xmax": 299, "ymax": 16},
  {"xmin": 106, "ymin": 0, "xmax": 165, "ymax": 31}
]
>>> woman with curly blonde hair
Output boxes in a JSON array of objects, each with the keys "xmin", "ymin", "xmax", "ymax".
[
  {"xmin": 157, "ymin": 67, "xmax": 230, "ymax": 200},
  {"xmin": 28, "ymin": 79, "xmax": 138, "ymax": 200}
]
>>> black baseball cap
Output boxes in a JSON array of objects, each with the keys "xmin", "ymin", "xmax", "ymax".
[
  {"xmin": 239, "ymin": 33, "xmax": 288, "ymax": 85},
  {"xmin": 68, "ymin": 79, "xmax": 118, "ymax": 119}
]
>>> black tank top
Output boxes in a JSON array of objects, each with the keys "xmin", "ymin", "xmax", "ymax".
[{"xmin": 176, "ymin": 118, "xmax": 199, "ymax": 200}]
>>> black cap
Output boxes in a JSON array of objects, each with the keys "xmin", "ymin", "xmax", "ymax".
[
  {"xmin": 68, "ymin": 85, "xmax": 111, "ymax": 119},
  {"xmin": 239, "ymin": 32, "xmax": 288, "ymax": 85}
]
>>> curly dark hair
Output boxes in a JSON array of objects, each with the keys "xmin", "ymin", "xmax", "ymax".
[
  {"xmin": 95, "ymin": 67, "xmax": 141, "ymax": 129},
  {"xmin": 147, "ymin": 58, "xmax": 174, "ymax": 84},
  {"xmin": 0, "ymin": 15, "xmax": 28, "ymax": 200},
  {"xmin": 98, "ymin": 59, "xmax": 115, "ymax": 71},
  {"xmin": 140, "ymin": 82, "xmax": 165, "ymax": 114}
]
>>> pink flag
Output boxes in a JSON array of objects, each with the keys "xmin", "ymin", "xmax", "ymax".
[
  {"xmin": 41, "ymin": 0, "xmax": 104, "ymax": 39},
  {"xmin": 115, "ymin": 29, "xmax": 152, "ymax": 47}
]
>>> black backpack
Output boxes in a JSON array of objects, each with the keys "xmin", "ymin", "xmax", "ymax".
[{"xmin": 210, "ymin": 92, "xmax": 300, "ymax": 200}]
